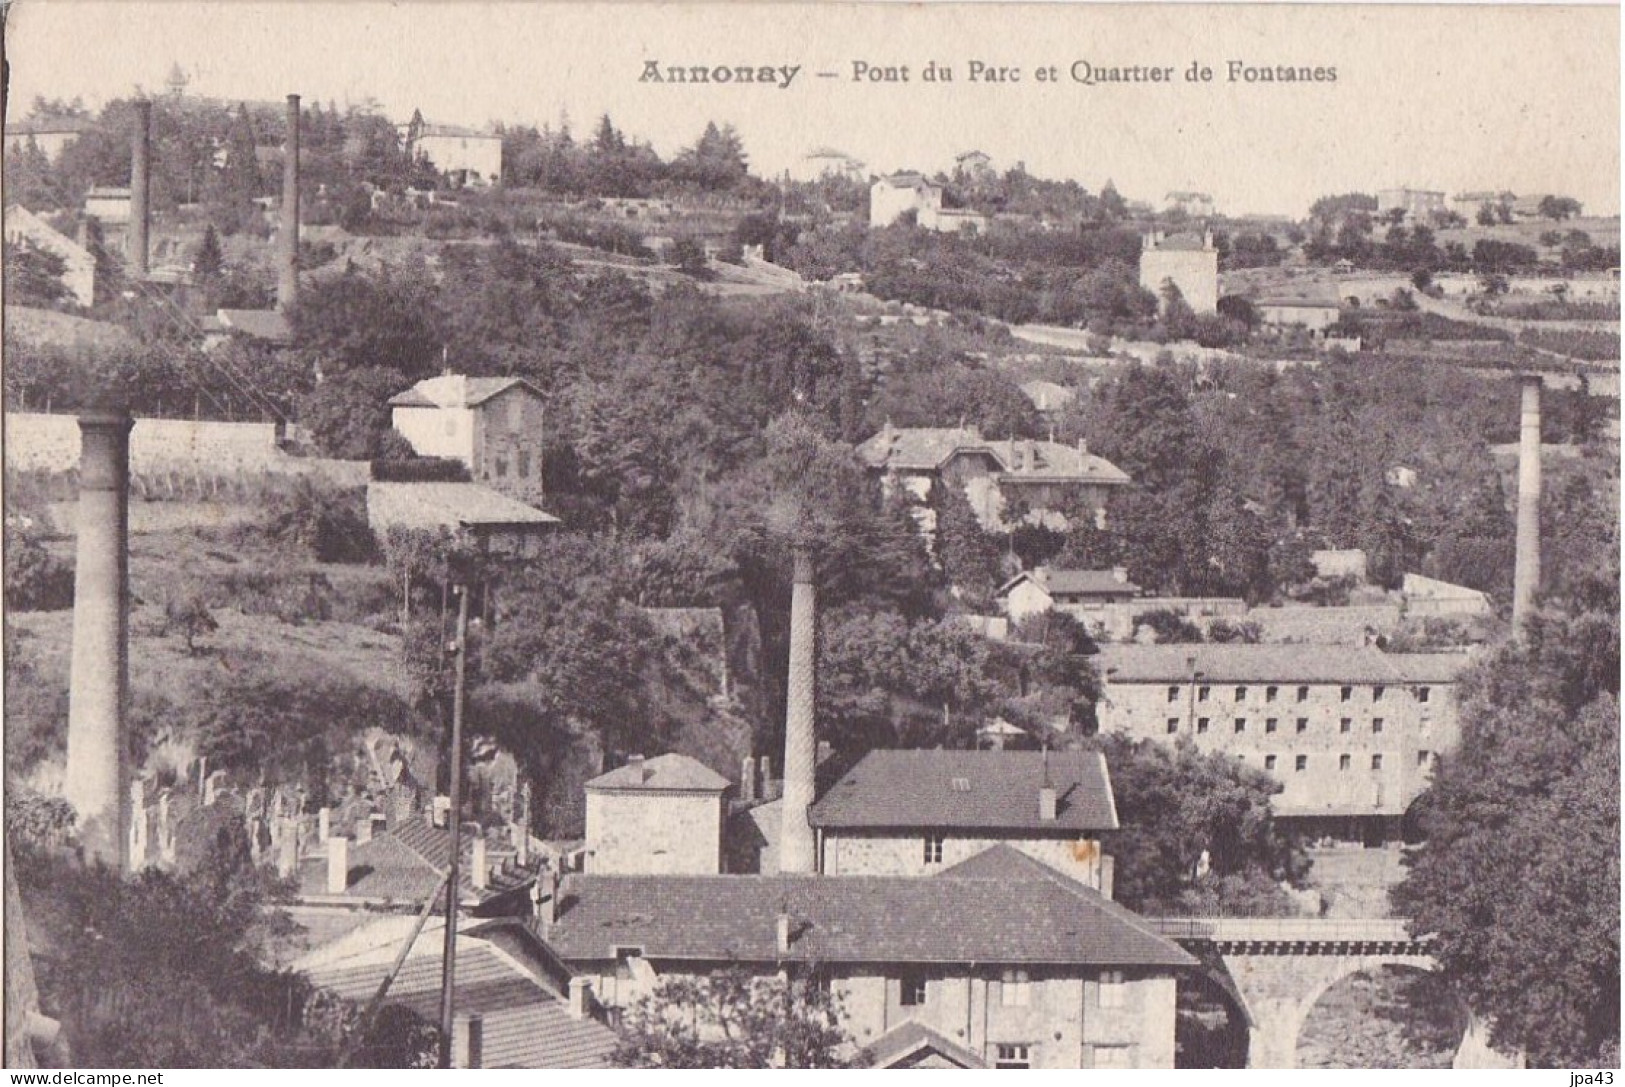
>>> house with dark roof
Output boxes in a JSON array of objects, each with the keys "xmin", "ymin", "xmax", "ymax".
[
  {"xmin": 856, "ymin": 423, "xmax": 1130, "ymax": 533},
  {"xmin": 807, "ymin": 749, "xmax": 1119, "ymax": 887},
  {"xmin": 1094, "ymin": 643, "xmax": 1472, "ymax": 842},
  {"xmin": 366, "ymin": 481, "xmax": 559, "ymax": 557},
  {"xmin": 389, "ymin": 374, "xmax": 546, "ymax": 502},
  {"xmin": 999, "ymin": 566, "xmax": 1140, "ymax": 625},
  {"xmin": 582, "ymin": 754, "xmax": 731, "ymax": 875},
  {"xmin": 534, "ymin": 842, "xmax": 1194, "ymax": 1068}
]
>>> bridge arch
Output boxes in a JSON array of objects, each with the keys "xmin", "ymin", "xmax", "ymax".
[{"xmin": 1296, "ymin": 961, "xmax": 1467, "ymax": 1068}]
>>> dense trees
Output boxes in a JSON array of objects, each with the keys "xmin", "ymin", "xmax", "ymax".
[
  {"xmin": 1393, "ymin": 602, "xmax": 1620, "ymax": 1066},
  {"xmin": 613, "ymin": 971, "xmax": 857, "ymax": 1068}
]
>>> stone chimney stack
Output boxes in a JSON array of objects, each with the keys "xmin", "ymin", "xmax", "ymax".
[
  {"xmin": 452, "ymin": 1014, "xmax": 483, "ymax": 1069},
  {"xmin": 625, "ymin": 754, "xmax": 647, "ymax": 782},
  {"xmin": 567, "ymin": 977, "xmax": 592, "ymax": 1020},
  {"xmin": 740, "ymin": 755, "xmax": 758, "ymax": 804},
  {"xmin": 1512, "ymin": 374, "xmax": 1543, "ymax": 634},
  {"xmin": 277, "ymin": 93, "xmax": 301, "ymax": 312},
  {"xmin": 776, "ymin": 910, "xmax": 793, "ymax": 955},
  {"xmin": 471, "ymin": 837, "xmax": 488, "ymax": 890},
  {"xmin": 64, "ymin": 411, "xmax": 134, "ymax": 868},
  {"xmin": 128, "ymin": 100, "xmax": 150, "ymax": 278},
  {"xmin": 779, "ymin": 548, "xmax": 818, "ymax": 873}
]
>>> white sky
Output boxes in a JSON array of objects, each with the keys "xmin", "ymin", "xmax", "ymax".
[{"xmin": 6, "ymin": 1, "xmax": 1619, "ymax": 217}]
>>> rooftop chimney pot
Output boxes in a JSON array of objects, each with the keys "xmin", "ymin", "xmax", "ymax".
[{"xmin": 326, "ymin": 836, "xmax": 349, "ymax": 894}]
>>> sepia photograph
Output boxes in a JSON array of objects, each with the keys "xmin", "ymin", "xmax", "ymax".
[{"xmin": 0, "ymin": 0, "xmax": 1618, "ymax": 1073}]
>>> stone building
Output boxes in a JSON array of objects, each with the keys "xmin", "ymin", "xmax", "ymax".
[
  {"xmin": 582, "ymin": 754, "xmax": 730, "ymax": 875},
  {"xmin": 1377, "ymin": 187, "xmax": 1446, "ymax": 221},
  {"xmin": 400, "ymin": 116, "xmax": 504, "ymax": 186},
  {"xmin": 807, "ymin": 748, "xmax": 1119, "ymax": 888},
  {"xmin": 1139, "ymin": 230, "xmax": 1218, "ymax": 314},
  {"xmin": 1092, "ymin": 644, "xmax": 1471, "ymax": 843},
  {"xmin": 3, "ymin": 206, "xmax": 97, "ymax": 307},
  {"xmin": 536, "ymin": 843, "xmax": 1193, "ymax": 1068},
  {"xmin": 389, "ymin": 374, "xmax": 547, "ymax": 502},
  {"xmin": 856, "ymin": 424, "xmax": 1130, "ymax": 532}
]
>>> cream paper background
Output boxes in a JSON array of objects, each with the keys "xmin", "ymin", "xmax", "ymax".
[{"xmin": 3, "ymin": 2, "xmax": 1618, "ymax": 218}]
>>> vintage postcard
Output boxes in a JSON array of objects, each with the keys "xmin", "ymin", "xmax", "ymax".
[{"xmin": 2, "ymin": 0, "xmax": 1618, "ymax": 1074}]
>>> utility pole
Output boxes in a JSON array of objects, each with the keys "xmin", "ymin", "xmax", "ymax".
[{"xmin": 437, "ymin": 584, "xmax": 470, "ymax": 1068}]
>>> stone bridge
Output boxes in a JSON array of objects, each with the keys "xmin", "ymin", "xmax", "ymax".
[{"xmin": 1149, "ymin": 917, "xmax": 1517, "ymax": 1069}]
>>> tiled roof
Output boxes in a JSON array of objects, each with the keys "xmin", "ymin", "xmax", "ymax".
[
  {"xmin": 586, "ymin": 753, "xmax": 730, "ymax": 793},
  {"xmin": 867, "ymin": 1021, "xmax": 986, "ymax": 1068},
  {"xmin": 1001, "ymin": 568, "xmax": 1139, "ymax": 598},
  {"xmin": 541, "ymin": 847, "xmax": 1193, "ymax": 968},
  {"xmin": 367, "ymin": 482, "xmax": 560, "ymax": 531},
  {"xmin": 305, "ymin": 936, "xmax": 615, "ymax": 1068},
  {"xmin": 856, "ymin": 426, "xmax": 1130, "ymax": 484},
  {"xmin": 807, "ymin": 749, "xmax": 1118, "ymax": 832},
  {"xmin": 1147, "ymin": 231, "xmax": 1212, "ymax": 252},
  {"xmin": 1095, "ymin": 644, "xmax": 1472, "ymax": 685},
  {"xmin": 297, "ymin": 822, "xmax": 538, "ymax": 907},
  {"xmin": 388, "ymin": 374, "xmax": 542, "ymax": 409}
]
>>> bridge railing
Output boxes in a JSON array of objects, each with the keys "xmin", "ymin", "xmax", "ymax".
[{"xmin": 1146, "ymin": 917, "xmax": 1423, "ymax": 944}]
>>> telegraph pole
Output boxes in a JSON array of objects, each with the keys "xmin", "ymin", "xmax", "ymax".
[{"xmin": 437, "ymin": 584, "xmax": 470, "ymax": 1068}]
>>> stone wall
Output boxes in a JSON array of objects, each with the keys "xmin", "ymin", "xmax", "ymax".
[
  {"xmin": 6, "ymin": 412, "xmax": 283, "ymax": 474},
  {"xmin": 822, "ymin": 831, "xmax": 1103, "ymax": 889},
  {"xmin": 583, "ymin": 789, "xmax": 723, "ymax": 875}
]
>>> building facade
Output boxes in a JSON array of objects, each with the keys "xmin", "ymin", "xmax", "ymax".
[
  {"xmin": 1093, "ymin": 644, "xmax": 1470, "ymax": 841},
  {"xmin": 1139, "ymin": 231, "xmax": 1218, "ymax": 314},
  {"xmin": 582, "ymin": 754, "xmax": 730, "ymax": 875},
  {"xmin": 1376, "ymin": 188, "xmax": 1446, "ymax": 220},
  {"xmin": 4, "ymin": 206, "xmax": 97, "ymax": 306},
  {"xmin": 402, "ymin": 118, "xmax": 504, "ymax": 185},
  {"xmin": 389, "ymin": 374, "xmax": 547, "ymax": 501}
]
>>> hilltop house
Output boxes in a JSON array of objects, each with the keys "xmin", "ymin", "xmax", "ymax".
[
  {"xmin": 1139, "ymin": 231, "xmax": 1218, "ymax": 314},
  {"xmin": 401, "ymin": 115, "xmax": 504, "ymax": 186},
  {"xmin": 999, "ymin": 567, "xmax": 1140, "ymax": 621},
  {"xmin": 856, "ymin": 424, "xmax": 1130, "ymax": 531},
  {"xmin": 1163, "ymin": 191, "xmax": 1215, "ymax": 218},
  {"xmin": 870, "ymin": 172, "xmax": 989, "ymax": 236},
  {"xmin": 1376, "ymin": 188, "xmax": 1446, "ymax": 221},
  {"xmin": 389, "ymin": 374, "xmax": 546, "ymax": 501},
  {"xmin": 7, "ymin": 115, "xmax": 91, "ymax": 161}
]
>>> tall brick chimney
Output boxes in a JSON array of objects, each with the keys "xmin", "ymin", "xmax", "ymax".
[
  {"xmin": 1512, "ymin": 375, "xmax": 1542, "ymax": 633},
  {"xmin": 779, "ymin": 547, "xmax": 818, "ymax": 873},
  {"xmin": 64, "ymin": 411, "xmax": 134, "ymax": 868},
  {"xmin": 277, "ymin": 93, "xmax": 301, "ymax": 312},
  {"xmin": 128, "ymin": 100, "xmax": 151, "ymax": 278}
]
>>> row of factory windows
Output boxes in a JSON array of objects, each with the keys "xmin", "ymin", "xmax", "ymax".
[
  {"xmin": 1168, "ymin": 716, "xmax": 1391, "ymax": 734},
  {"xmin": 1235, "ymin": 750, "xmax": 1432, "ymax": 772},
  {"xmin": 898, "ymin": 969, "xmax": 1129, "ymax": 1010},
  {"xmin": 1165, "ymin": 684, "xmax": 1431, "ymax": 705}
]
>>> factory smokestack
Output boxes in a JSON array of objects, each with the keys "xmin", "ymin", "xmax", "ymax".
[
  {"xmin": 128, "ymin": 99, "xmax": 151, "ymax": 278},
  {"xmin": 778, "ymin": 547, "xmax": 818, "ymax": 873},
  {"xmin": 64, "ymin": 411, "xmax": 134, "ymax": 868},
  {"xmin": 1512, "ymin": 374, "xmax": 1543, "ymax": 633},
  {"xmin": 277, "ymin": 93, "xmax": 301, "ymax": 312}
]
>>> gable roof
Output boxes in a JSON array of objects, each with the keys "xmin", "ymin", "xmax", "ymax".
[
  {"xmin": 1000, "ymin": 568, "xmax": 1139, "ymax": 599},
  {"xmin": 388, "ymin": 374, "xmax": 543, "ymax": 409},
  {"xmin": 856, "ymin": 426, "xmax": 1130, "ymax": 484},
  {"xmin": 868, "ymin": 1021, "xmax": 986, "ymax": 1068},
  {"xmin": 1095, "ymin": 643, "xmax": 1472, "ymax": 685},
  {"xmin": 585, "ymin": 753, "xmax": 730, "ymax": 793},
  {"xmin": 297, "ymin": 821, "xmax": 537, "ymax": 907},
  {"xmin": 1147, "ymin": 231, "xmax": 1212, "ymax": 252},
  {"xmin": 303, "ymin": 928, "xmax": 615, "ymax": 1068},
  {"xmin": 540, "ymin": 856, "xmax": 1193, "ymax": 969},
  {"xmin": 808, "ymin": 749, "xmax": 1118, "ymax": 832},
  {"xmin": 367, "ymin": 482, "xmax": 560, "ymax": 531}
]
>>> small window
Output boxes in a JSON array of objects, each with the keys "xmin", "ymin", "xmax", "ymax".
[
  {"xmin": 517, "ymin": 450, "xmax": 531, "ymax": 478},
  {"xmin": 1339, "ymin": 754, "xmax": 1351, "ymax": 771},
  {"xmin": 1166, "ymin": 717, "xmax": 1179, "ymax": 734},
  {"xmin": 1340, "ymin": 686, "xmax": 1353, "ymax": 702},
  {"xmin": 1417, "ymin": 686, "xmax": 1432, "ymax": 704},
  {"xmin": 494, "ymin": 456, "xmax": 508, "ymax": 478},
  {"xmin": 995, "ymin": 1043, "xmax": 1032, "ymax": 1069},
  {"xmin": 1417, "ymin": 749, "xmax": 1431, "ymax": 766},
  {"xmin": 1296, "ymin": 718, "xmax": 1308, "ymax": 734},
  {"xmin": 1264, "ymin": 754, "xmax": 1277, "ymax": 770},
  {"xmin": 1373, "ymin": 685, "xmax": 1385, "ymax": 702},
  {"xmin": 1196, "ymin": 717, "xmax": 1210, "ymax": 734},
  {"xmin": 1265, "ymin": 686, "xmax": 1279, "ymax": 703},
  {"xmin": 1198, "ymin": 686, "xmax": 1211, "ymax": 702},
  {"xmin": 1296, "ymin": 685, "xmax": 1309, "ymax": 702},
  {"xmin": 1340, "ymin": 718, "xmax": 1352, "ymax": 734},
  {"xmin": 507, "ymin": 394, "xmax": 523, "ymax": 429},
  {"xmin": 1265, "ymin": 718, "xmax": 1278, "ymax": 734},
  {"xmin": 1234, "ymin": 717, "xmax": 1246, "ymax": 734},
  {"xmin": 1373, "ymin": 718, "xmax": 1384, "ymax": 734},
  {"xmin": 1166, "ymin": 685, "xmax": 1180, "ymax": 704},
  {"xmin": 1234, "ymin": 686, "xmax": 1248, "ymax": 702},
  {"xmin": 1295, "ymin": 755, "xmax": 1307, "ymax": 772},
  {"xmin": 899, "ymin": 974, "xmax": 927, "ymax": 1006},
  {"xmin": 1099, "ymin": 970, "xmax": 1126, "ymax": 1008},
  {"xmin": 1001, "ymin": 969, "xmax": 1032, "ymax": 1007},
  {"xmin": 923, "ymin": 834, "xmax": 945, "ymax": 865},
  {"xmin": 1371, "ymin": 754, "xmax": 1384, "ymax": 771}
]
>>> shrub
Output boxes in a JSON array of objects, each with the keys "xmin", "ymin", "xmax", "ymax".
[{"xmin": 5, "ymin": 527, "xmax": 74, "ymax": 611}]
